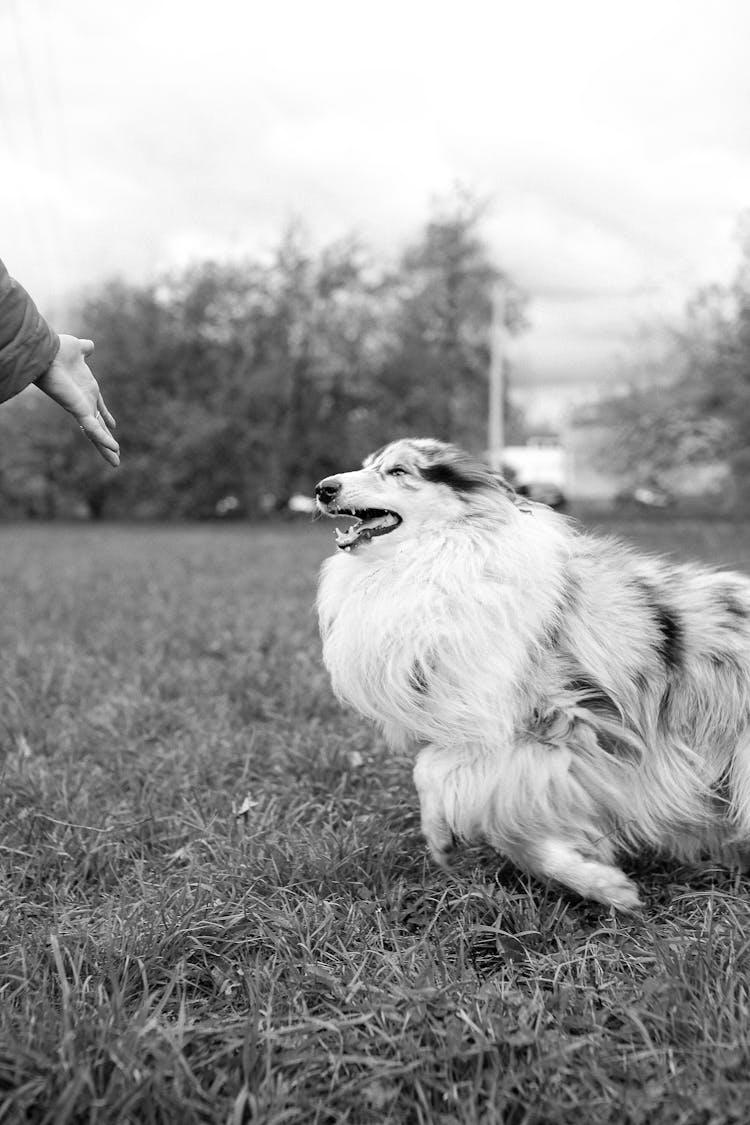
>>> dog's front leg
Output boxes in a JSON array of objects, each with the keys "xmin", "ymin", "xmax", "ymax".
[{"xmin": 413, "ymin": 744, "xmax": 456, "ymax": 867}]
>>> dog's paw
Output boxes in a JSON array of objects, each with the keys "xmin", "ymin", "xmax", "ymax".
[
  {"xmin": 588, "ymin": 869, "xmax": 642, "ymax": 912},
  {"xmin": 535, "ymin": 840, "xmax": 642, "ymax": 912},
  {"xmin": 427, "ymin": 836, "xmax": 457, "ymax": 869}
]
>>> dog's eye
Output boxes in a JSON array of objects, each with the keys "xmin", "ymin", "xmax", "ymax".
[{"xmin": 387, "ymin": 465, "xmax": 408, "ymax": 476}]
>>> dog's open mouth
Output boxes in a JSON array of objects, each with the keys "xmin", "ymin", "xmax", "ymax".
[{"xmin": 329, "ymin": 507, "xmax": 403, "ymax": 550}]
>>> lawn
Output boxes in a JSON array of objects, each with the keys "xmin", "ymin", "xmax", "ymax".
[{"xmin": 2, "ymin": 516, "xmax": 750, "ymax": 1124}]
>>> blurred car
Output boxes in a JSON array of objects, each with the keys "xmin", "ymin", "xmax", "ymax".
[
  {"xmin": 515, "ymin": 481, "xmax": 567, "ymax": 509},
  {"xmin": 288, "ymin": 493, "xmax": 317, "ymax": 515},
  {"xmin": 215, "ymin": 494, "xmax": 242, "ymax": 517},
  {"xmin": 501, "ymin": 442, "xmax": 567, "ymax": 510},
  {"xmin": 616, "ymin": 485, "xmax": 673, "ymax": 510}
]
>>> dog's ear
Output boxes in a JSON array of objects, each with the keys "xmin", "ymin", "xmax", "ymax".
[{"xmin": 419, "ymin": 448, "xmax": 517, "ymax": 499}]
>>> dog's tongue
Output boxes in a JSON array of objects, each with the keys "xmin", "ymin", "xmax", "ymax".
[
  {"xmin": 335, "ymin": 522, "xmax": 363, "ymax": 549},
  {"xmin": 335, "ymin": 512, "xmax": 399, "ymax": 550}
]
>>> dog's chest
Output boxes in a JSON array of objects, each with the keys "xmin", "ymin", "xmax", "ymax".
[
  {"xmin": 319, "ymin": 554, "xmax": 441, "ymax": 680},
  {"xmin": 317, "ymin": 548, "xmax": 532, "ymax": 744}
]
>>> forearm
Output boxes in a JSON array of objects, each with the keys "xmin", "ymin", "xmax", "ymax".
[{"xmin": 0, "ymin": 259, "xmax": 60, "ymax": 404}]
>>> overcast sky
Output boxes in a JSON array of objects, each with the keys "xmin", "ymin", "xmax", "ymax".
[{"xmin": 2, "ymin": 0, "xmax": 749, "ymax": 424}]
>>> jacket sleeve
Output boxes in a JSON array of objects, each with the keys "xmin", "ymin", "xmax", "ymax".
[{"xmin": 0, "ymin": 258, "xmax": 60, "ymax": 404}]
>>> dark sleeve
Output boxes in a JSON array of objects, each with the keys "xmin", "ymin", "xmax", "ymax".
[{"xmin": 0, "ymin": 258, "xmax": 60, "ymax": 404}]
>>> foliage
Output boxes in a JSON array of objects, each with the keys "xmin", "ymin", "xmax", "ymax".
[
  {"xmin": 590, "ymin": 217, "xmax": 750, "ymax": 502},
  {"xmin": 1, "ymin": 199, "xmax": 529, "ymax": 519},
  {"xmin": 372, "ymin": 193, "xmax": 528, "ymax": 450},
  {"xmin": 3, "ymin": 520, "xmax": 750, "ymax": 1123},
  {"xmin": 591, "ymin": 367, "xmax": 731, "ymax": 492}
]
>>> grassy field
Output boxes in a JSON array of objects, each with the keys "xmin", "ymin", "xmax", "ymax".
[{"xmin": 2, "ymin": 515, "xmax": 750, "ymax": 1124}]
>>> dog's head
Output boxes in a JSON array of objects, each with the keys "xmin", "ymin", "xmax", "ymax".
[{"xmin": 314, "ymin": 438, "xmax": 518, "ymax": 552}]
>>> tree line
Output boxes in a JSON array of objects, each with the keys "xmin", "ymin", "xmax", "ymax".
[
  {"xmin": 0, "ymin": 197, "xmax": 527, "ymax": 520},
  {"xmin": 6, "ymin": 196, "xmax": 747, "ymax": 520}
]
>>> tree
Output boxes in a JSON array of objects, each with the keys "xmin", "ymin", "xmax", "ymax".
[
  {"xmin": 373, "ymin": 191, "xmax": 528, "ymax": 452},
  {"xmin": 589, "ymin": 218, "xmax": 750, "ymax": 502},
  {"xmin": 254, "ymin": 225, "xmax": 392, "ymax": 497},
  {"xmin": 591, "ymin": 375, "xmax": 730, "ymax": 492}
]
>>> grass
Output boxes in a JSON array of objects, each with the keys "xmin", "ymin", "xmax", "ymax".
[{"xmin": 2, "ymin": 516, "xmax": 750, "ymax": 1124}]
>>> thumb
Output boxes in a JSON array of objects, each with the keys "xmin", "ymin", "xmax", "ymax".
[{"xmin": 79, "ymin": 338, "xmax": 95, "ymax": 358}]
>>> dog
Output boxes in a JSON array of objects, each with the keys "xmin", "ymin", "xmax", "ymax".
[{"xmin": 315, "ymin": 438, "xmax": 750, "ymax": 910}]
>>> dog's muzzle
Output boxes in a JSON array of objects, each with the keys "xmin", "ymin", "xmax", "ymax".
[
  {"xmin": 315, "ymin": 478, "xmax": 341, "ymax": 506},
  {"xmin": 314, "ymin": 476, "xmax": 402, "ymax": 551}
]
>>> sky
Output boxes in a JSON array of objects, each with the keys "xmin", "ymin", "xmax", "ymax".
[{"xmin": 2, "ymin": 0, "xmax": 750, "ymax": 426}]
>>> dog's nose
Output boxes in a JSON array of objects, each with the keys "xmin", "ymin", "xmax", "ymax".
[{"xmin": 315, "ymin": 477, "xmax": 342, "ymax": 505}]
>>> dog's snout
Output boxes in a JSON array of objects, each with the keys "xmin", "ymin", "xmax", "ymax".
[{"xmin": 315, "ymin": 477, "xmax": 342, "ymax": 505}]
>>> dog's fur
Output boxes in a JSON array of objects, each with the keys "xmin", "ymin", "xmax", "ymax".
[{"xmin": 315, "ymin": 438, "xmax": 750, "ymax": 909}]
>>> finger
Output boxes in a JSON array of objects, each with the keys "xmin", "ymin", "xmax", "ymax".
[
  {"xmin": 79, "ymin": 338, "xmax": 95, "ymax": 358},
  {"xmin": 91, "ymin": 443, "xmax": 120, "ymax": 467},
  {"xmin": 96, "ymin": 391, "xmax": 117, "ymax": 428},
  {"xmin": 78, "ymin": 412, "xmax": 120, "ymax": 465}
]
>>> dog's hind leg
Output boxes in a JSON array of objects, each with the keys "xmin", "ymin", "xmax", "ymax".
[
  {"xmin": 413, "ymin": 745, "xmax": 457, "ymax": 867},
  {"xmin": 521, "ymin": 838, "xmax": 641, "ymax": 912},
  {"xmin": 480, "ymin": 739, "xmax": 642, "ymax": 910},
  {"xmin": 728, "ymin": 727, "xmax": 750, "ymax": 840}
]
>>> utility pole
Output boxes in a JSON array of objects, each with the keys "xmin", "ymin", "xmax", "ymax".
[{"xmin": 488, "ymin": 283, "xmax": 505, "ymax": 471}]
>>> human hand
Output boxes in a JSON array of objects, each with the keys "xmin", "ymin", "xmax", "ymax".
[{"xmin": 35, "ymin": 335, "xmax": 120, "ymax": 466}]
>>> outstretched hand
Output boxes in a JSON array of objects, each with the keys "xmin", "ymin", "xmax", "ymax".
[{"xmin": 35, "ymin": 335, "xmax": 120, "ymax": 466}]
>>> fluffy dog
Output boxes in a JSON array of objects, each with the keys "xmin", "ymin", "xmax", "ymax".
[{"xmin": 315, "ymin": 438, "xmax": 750, "ymax": 910}]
